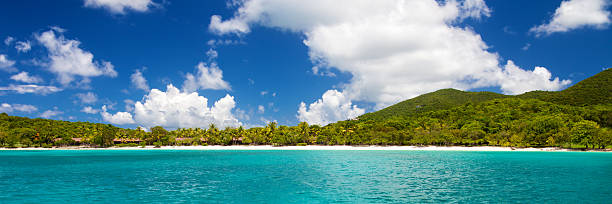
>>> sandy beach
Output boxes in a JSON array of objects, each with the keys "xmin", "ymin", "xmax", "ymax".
[{"xmin": 1, "ymin": 145, "xmax": 609, "ymax": 152}]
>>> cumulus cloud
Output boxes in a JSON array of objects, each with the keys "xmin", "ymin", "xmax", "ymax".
[
  {"xmin": 211, "ymin": 0, "xmax": 571, "ymax": 119},
  {"xmin": 36, "ymin": 28, "xmax": 117, "ymax": 86},
  {"xmin": 15, "ymin": 41, "xmax": 31, "ymax": 53},
  {"xmin": 0, "ymin": 84, "xmax": 62, "ymax": 95},
  {"xmin": 297, "ymin": 89, "xmax": 365, "ymax": 125},
  {"xmin": 130, "ymin": 69, "xmax": 149, "ymax": 91},
  {"xmin": 10, "ymin": 72, "xmax": 43, "ymax": 83},
  {"xmin": 133, "ymin": 84, "xmax": 241, "ymax": 129},
  {"xmin": 75, "ymin": 92, "xmax": 98, "ymax": 104},
  {"xmin": 40, "ymin": 108, "xmax": 63, "ymax": 119},
  {"xmin": 84, "ymin": 0, "xmax": 157, "ymax": 14},
  {"xmin": 258, "ymin": 105, "xmax": 265, "ymax": 114},
  {"xmin": 101, "ymin": 105, "xmax": 135, "ymax": 125},
  {"xmin": 182, "ymin": 48, "xmax": 231, "ymax": 92},
  {"xmin": 182, "ymin": 62, "xmax": 231, "ymax": 92},
  {"xmin": 81, "ymin": 106, "xmax": 99, "ymax": 114},
  {"xmin": 496, "ymin": 61, "xmax": 572, "ymax": 95},
  {"xmin": 530, "ymin": 0, "xmax": 611, "ymax": 36},
  {"xmin": 0, "ymin": 103, "xmax": 38, "ymax": 113},
  {"xmin": 0, "ymin": 54, "xmax": 17, "ymax": 72}
]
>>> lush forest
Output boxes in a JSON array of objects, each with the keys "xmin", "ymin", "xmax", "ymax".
[{"xmin": 0, "ymin": 69, "xmax": 610, "ymax": 149}]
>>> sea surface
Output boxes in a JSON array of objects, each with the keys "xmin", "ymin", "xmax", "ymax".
[{"xmin": 0, "ymin": 150, "xmax": 611, "ymax": 203}]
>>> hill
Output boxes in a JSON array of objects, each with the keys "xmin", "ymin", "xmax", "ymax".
[
  {"xmin": 519, "ymin": 69, "xmax": 611, "ymax": 106},
  {"xmin": 358, "ymin": 89, "xmax": 508, "ymax": 121},
  {"xmin": 359, "ymin": 69, "xmax": 611, "ymax": 122}
]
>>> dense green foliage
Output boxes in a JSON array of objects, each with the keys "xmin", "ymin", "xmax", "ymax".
[
  {"xmin": 358, "ymin": 89, "xmax": 508, "ymax": 121},
  {"xmin": 0, "ymin": 70, "xmax": 610, "ymax": 149},
  {"xmin": 360, "ymin": 69, "xmax": 611, "ymax": 121},
  {"xmin": 330, "ymin": 98, "xmax": 611, "ymax": 148},
  {"xmin": 518, "ymin": 69, "xmax": 612, "ymax": 106},
  {"xmin": 517, "ymin": 69, "xmax": 612, "ymax": 106}
]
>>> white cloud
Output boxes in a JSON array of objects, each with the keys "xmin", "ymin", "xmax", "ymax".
[
  {"xmin": 0, "ymin": 84, "xmax": 62, "ymax": 95},
  {"xmin": 298, "ymin": 89, "xmax": 365, "ymax": 125},
  {"xmin": 81, "ymin": 106, "xmax": 99, "ymax": 114},
  {"xmin": 10, "ymin": 72, "xmax": 43, "ymax": 83},
  {"xmin": 211, "ymin": 0, "xmax": 570, "ymax": 112},
  {"xmin": 75, "ymin": 92, "xmax": 98, "ymax": 104},
  {"xmin": 15, "ymin": 41, "xmax": 31, "ymax": 53},
  {"xmin": 130, "ymin": 69, "xmax": 149, "ymax": 91},
  {"xmin": 209, "ymin": 15, "xmax": 250, "ymax": 35},
  {"xmin": 124, "ymin": 99, "xmax": 135, "ymax": 112},
  {"xmin": 13, "ymin": 104, "xmax": 38, "ymax": 112},
  {"xmin": 206, "ymin": 48, "xmax": 218, "ymax": 60},
  {"xmin": 458, "ymin": 0, "xmax": 491, "ymax": 20},
  {"xmin": 84, "ymin": 0, "xmax": 156, "ymax": 14},
  {"xmin": 36, "ymin": 28, "xmax": 117, "ymax": 86},
  {"xmin": 260, "ymin": 91, "xmax": 268, "ymax": 96},
  {"xmin": 182, "ymin": 62, "xmax": 231, "ymax": 92},
  {"xmin": 257, "ymin": 105, "xmax": 265, "ymax": 113},
  {"xmin": 182, "ymin": 48, "xmax": 230, "ymax": 92},
  {"xmin": 101, "ymin": 105, "xmax": 135, "ymax": 125},
  {"xmin": 4, "ymin": 36, "xmax": 14, "ymax": 46},
  {"xmin": 496, "ymin": 61, "xmax": 572, "ymax": 95},
  {"xmin": 0, "ymin": 54, "xmax": 17, "ymax": 72},
  {"xmin": 0, "ymin": 103, "xmax": 38, "ymax": 113},
  {"xmin": 40, "ymin": 108, "xmax": 63, "ymax": 119},
  {"xmin": 0, "ymin": 104, "xmax": 11, "ymax": 113},
  {"xmin": 530, "ymin": 0, "xmax": 611, "ymax": 36},
  {"xmin": 133, "ymin": 84, "xmax": 241, "ymax": 129}
]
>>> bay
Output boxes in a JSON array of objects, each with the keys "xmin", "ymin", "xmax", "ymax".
[{"xmin": 0, "ymin": 150, "xmax": 611, "ymax": 203}]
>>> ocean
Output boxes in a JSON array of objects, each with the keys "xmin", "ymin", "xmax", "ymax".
[{"xmin": 0, "ymin": 150, "xmax": 610, "ymax": 203}]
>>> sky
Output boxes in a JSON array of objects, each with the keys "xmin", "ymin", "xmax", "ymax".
[{"xmin": 0, "ymin": 0, "xmax": 610, "ymax": 129}]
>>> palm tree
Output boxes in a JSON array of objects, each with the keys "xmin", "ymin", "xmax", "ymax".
[
  {"xmin": 207, "ymin": 124, "xmax": 219, "ymax": 145},
  {"xmin": 235, "ymin": 126, "xmax": 246, "ymax": 145},
  {"xmin": 297, "ymin": 122, "xmax": 309, "ymax": 144}
]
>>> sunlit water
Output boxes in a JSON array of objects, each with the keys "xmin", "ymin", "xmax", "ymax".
[{"xmin": 0, "ymin": 150, "xmax": 611, "ymax": 203}]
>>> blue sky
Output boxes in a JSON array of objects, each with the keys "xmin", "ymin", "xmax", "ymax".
[{"xmin": 0, "ymin": 0, "xmax": 610, "ymax": 129}]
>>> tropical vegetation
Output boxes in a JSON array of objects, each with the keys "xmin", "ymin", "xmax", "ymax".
[{"xmin": 0, "ymin": 69, "xmax": 610, "ymax": 149}]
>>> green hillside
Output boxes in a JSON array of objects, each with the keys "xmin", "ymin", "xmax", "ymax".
[
  {"xmin": 519, "ymin": 68, "xmax": 611, "ymax": 106},
  {"xmin": 358, "ymin": 89, "xmax": 508, "ymax": 121},
  {"xmin": 360, "ymin": 69, "xmax": 611, "ymax": 122}
]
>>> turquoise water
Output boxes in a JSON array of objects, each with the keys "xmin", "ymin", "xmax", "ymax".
[{"xmin": 0, "ymin": 150, "xmax": 611, "ymax": 203}]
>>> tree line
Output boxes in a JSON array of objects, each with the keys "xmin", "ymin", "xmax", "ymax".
[{"xmin": 0, "ymin": 98, "xmax": 610, "ymax": 149}]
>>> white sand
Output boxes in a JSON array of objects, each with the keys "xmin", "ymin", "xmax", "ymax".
[{"xmin": 1, "ymin": 145, "xmax": 606, "ymax": 152}]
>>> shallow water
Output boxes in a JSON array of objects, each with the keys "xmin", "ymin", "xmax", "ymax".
[{"xmin": 0, "ymin": 150, "xmax": 610, "ymax": 203}]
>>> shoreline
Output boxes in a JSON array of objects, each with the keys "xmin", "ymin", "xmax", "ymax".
[{"xmin": 1, "ymin": 145, "xmax": 610, "ymax": 152}]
